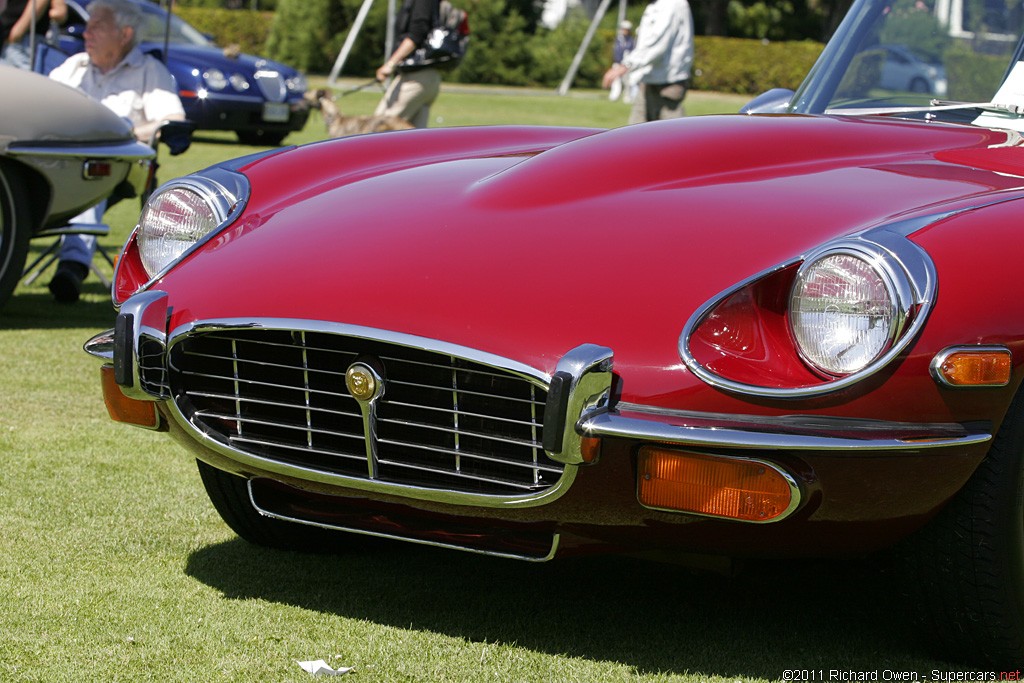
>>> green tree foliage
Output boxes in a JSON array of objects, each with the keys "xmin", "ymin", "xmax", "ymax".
[
  {"xmin": 265, "ymin": 0, "xmax": 352, "ymax": 72},
  {"xmin": 726, "ymin": 0, "xmax": 822, "ymax": 40},
  {"xmin": 186, "ymin": 0, "xmax": 824, "ymax": 94}
]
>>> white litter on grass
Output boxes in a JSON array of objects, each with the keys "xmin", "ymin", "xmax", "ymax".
[{"xmin": 297, "ymin": 659, "xmax": 354, "ymax": 676}]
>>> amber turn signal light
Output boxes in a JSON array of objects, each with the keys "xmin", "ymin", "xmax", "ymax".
[
  {"xmin": 637, "ymin": 447, "xmax": 796, "ymax": 522},
  {"xmin": 932, "ymin": 347, "xmax": 1012, "ymax": 387},
  {"xmin": 100, "ymin": 365, "xmax": 160, "ymax": 429}
]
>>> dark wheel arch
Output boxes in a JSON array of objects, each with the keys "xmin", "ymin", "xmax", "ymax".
[{"xmin": 197, "ymin": 459, "xmax": 363, "ymax": 553}]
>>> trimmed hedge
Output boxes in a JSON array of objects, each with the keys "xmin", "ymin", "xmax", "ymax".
[
  {"xmin": 176, "ymin": 5, "xmax": 824, "ymax": 95},
  {"xmin": 692, "ymin": 36, "xmax": 823, "ymax": 93}
]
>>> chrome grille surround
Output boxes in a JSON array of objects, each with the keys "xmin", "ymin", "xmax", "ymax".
[{"xmin": 164, "ymin": 319, "xmax": 576, "ymax": 507}]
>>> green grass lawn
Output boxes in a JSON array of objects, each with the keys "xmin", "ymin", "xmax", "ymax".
[{"xmin": 1, "ymin": 85, "xmax": 957, "ymax": 681}]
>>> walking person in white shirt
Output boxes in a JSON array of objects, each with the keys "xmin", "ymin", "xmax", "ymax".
[{"xmin": 601, "ymin": 0, "xmax": 694, "ymax": 124}]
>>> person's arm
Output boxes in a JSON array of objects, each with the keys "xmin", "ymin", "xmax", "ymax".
[
  {"xmin": 7, "ymin": 0, "xmax": 51, "ymax": 43},
  {"xmin": 49, "ymin": 0, "xmax": 67, "ymax": 25},
  {"xmin": 376, "ymin": 0, "xmax": 435, "ymax": 80},
  {"xmin": 376, "ymin": 36, "xmax": 418, "ymax": 82}
]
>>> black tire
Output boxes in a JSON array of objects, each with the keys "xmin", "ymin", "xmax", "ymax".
[
  {"xmin": 197, "ymin": 460, "xmax": 356, "ymax": 553},
  {"xmin": 0, "ymin": 161, "xmax": 33, "ymax": 309},
  {"xmin": 899, "ymin": 390, "xmax": 1024, "ymax": 667},
  {"xmin": 235, "ymin": 130, "xmax": 287, "ymax": 146},
  {"xmin": 909, "ymin": 77, "xmax": 930, "ymax": 93}
]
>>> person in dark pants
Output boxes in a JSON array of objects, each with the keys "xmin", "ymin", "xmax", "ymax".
[{"xmin": 373, "ymin": 0, "xmax": 442, "ymax": 128}]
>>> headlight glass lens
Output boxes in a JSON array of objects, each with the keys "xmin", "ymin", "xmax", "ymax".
[
  {"xmin": 790, "ymin": 253, "xmax": 897, "ymax": 376},
  {"xmin": 229, "ymin": 72, "xmax": 249, "ymax": 91},
  {"xmin": 137, "ymin": 188, "xmax": 221, "ymax": 278},
  {"xmin": 204, "ymin": 68, "xmax": 227, "ymax": 90},
  {"xmin": 287, "ymin": 73, "xmax": 308, "ymax": 93}
]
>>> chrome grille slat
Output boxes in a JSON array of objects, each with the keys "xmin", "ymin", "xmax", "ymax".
[
  {"xmin": 377, "ymin": 416, "xmax": 546, "ymax": 449},
  {"xmin": 169, "ymin": 328, "xmax": 560, "ymax": 495},
  {"xmin": 376, "ymin": 439, "xmax": 562, "ymax": 473},
  {"xmin": 185, "ymin": 390, "xmax": 360, "ymax": 417},
  {"xmin": 229, "ymin": 435, "xmax": 366, "ymax": 463},
  {"xmin": 385, "ymin": 399, "xmax": 544, "ymax": 428},
  {"xmin": 193, "ymin": 410, "xmax": 364, "ymax": 442},
  {"xmin": 388, "ymin": 377, "xmax": 544, "ymax": 406},
  {"xmin": 374, "ymin": 457, "xmax": 548, "ymax": 491},
  {"xmin": 177, "ymin": 369, "xmax": 351, "ymax": 401}
]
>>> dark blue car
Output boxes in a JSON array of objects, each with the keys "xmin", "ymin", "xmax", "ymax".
[{"xmin": 37, "ymin": 0, "xmax": 310, "ymax": 145}]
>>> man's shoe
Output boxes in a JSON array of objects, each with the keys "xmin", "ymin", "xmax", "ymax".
[{"xmin": 48, "ymin": 261, "xmax": 88, "ymax": 303}]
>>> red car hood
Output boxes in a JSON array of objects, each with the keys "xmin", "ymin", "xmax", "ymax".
[{"xmin": 162, "ymin": 115, "xmax": 1024, "ymax": 401}]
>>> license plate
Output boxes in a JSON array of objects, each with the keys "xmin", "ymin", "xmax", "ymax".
[{"xmin": 263, "ymin": 102, "xmax": 290, "ymax": 123}]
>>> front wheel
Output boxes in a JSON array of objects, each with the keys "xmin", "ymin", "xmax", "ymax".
[
  {"xmin": 0, "ymin": 161, "xmax": 33, "ymax": 308},
  {"xmin": 900, "ymin": 391, "xmax": 1024, "ymax": 667},
  {"xmin": 197, "ymin": 460, "xmax": 360, "ymax": 553}
]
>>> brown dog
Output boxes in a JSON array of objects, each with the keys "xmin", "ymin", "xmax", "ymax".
[{"xmin": 308, "ymin": 89, "xmax": 414, "ymax": 138}]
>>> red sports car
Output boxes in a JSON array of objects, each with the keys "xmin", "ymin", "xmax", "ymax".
[{"xmin": 87, "ymin": 0, "xmax": 1024, "ymax": 667}]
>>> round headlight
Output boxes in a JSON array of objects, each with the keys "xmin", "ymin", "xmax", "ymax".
[
  {"xmin": 204, "ymin": 68, "xmax": 228, "ymax": 90},
  {"xmin": 790, "ymin": 252, "xmax": 901, "ymax": 377},
  {"xmin": 137, "ymin": 187, "xmax": 222, "ymax": 278},
  {"xmin": 287, "ymin": 73, "xmax": 308, "ymax": 93},
  {"xmin": 229, "ymin": 73, "xmax": 249, "ymax": 91}
]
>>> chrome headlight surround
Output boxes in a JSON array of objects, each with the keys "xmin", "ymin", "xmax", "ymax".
[
  {"xmin": 789, "ymin": 244, "xmax": 912, "ymax": 378},
  {"xmin": 680, "ymin": 228, "xmax": 936, "ymax": 398},
  {"xmin": 132, "ymin": 168, "xmax": 249, "ymax": 283}
]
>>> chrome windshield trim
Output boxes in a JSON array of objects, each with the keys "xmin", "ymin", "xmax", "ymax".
[
  {"xmin": 162, "ymin": 317, "xmax": 578, "ymax": 509},
  {"xmin": 679, "ymin": 226, "xmax": 937, "ymax": 399},
  {"xmin": 248, "ymin": 481, "xmax": 561, "ymax": 562},
  {"xmin": 580, "ymin": 410, "xmax": 991, "ymax": 451}
]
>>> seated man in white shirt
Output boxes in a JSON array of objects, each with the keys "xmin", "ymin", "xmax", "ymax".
[{"xmin": 48, "ymin": 0, "xmax": 184, "ymax": 303}]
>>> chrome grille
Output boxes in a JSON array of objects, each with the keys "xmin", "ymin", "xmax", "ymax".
[
  {"xmin": 254, "ymin": 70, "xmax": 286, "ymax": 102},
  {"xmin": 168, "ymin": 329, "xmax": 560, "ymax": 495},
  {"xmin": 138, "ymin": 334, "xmax": 169, "ymax": 398}
]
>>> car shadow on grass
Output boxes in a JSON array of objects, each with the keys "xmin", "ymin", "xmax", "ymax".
[
  {"xmin": 0, "ymin": 289, "xmax": 116, "ymax": 330},
  {"xmin": 185, "ymin": 536, "xmax": 952, "ymax": 678}
]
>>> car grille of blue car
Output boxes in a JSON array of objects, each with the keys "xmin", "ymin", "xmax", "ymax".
[
  {"xmin": 254, "ymin": 70, "xmax": 287, "ymax": 102},
  {"xmin": 167, "ymin": 329, "xmax": 561, "ymax": 496}
]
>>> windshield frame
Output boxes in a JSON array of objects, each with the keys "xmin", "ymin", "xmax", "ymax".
[{"xmin": 788, "ymin": 0, "xmax": 1024, "ymax": 117}]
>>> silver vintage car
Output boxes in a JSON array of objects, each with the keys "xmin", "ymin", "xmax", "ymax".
[{"xmin": 0, "ymin": 64, "xmax": 155, "ymax": 308}]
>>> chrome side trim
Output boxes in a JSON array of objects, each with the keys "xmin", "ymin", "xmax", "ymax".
[
  {"xmin": 163, "ymin": 317, "xmax": 581, "ymax": 509},
  {"xmin": 247, "ymin": 481, "xmax": 561, "ymax": 562},
  {"xmin": 637, "ymin": 453, "xmax": 802, "ymax": 523},
  {"xmin": 679, "ymin": 227, "xmax": 937, "ymax": 399},
  {"xmin": 579, "ymin": 410, "xmax": 991, "ymax": 451},
  {"xmin": 6, "ymin": 139, "xmax": 156, "ymax": 162}
]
